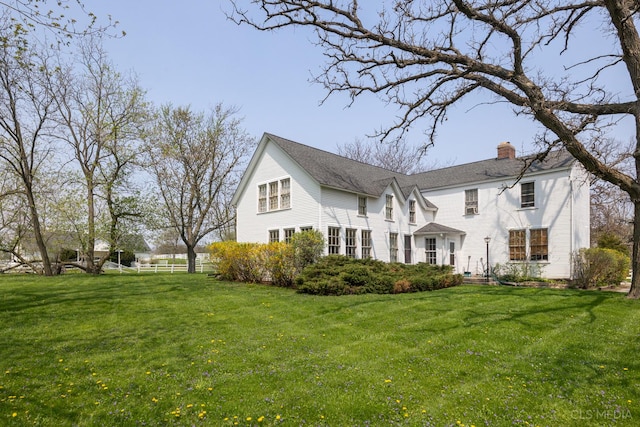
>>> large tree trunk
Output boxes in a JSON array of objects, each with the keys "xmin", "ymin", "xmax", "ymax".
[
  {"xmin": 187, "ymin": 244, "xmax": 197, "ymax": 274},
  {"xmin": 24, "ymin": 180, "xmax": 53, "ymax": 276},
  {"xmin": 629, "ymin": 201, "xmax": 640, "ymax": 298}
]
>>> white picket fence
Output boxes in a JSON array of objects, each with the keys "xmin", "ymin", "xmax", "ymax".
[{"xmin": 134, "ymin": 262, "xmax": 212, "ymax": 273}]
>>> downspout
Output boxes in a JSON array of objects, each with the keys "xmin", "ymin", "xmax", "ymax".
[{"xmin": 569, "ymin": 176, "xmax": 574, "ymax": 279}]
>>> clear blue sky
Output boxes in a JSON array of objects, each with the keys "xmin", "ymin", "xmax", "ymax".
[{"xmin": 88, "ymin": 1, "xmax": 634, "ymax": 167}]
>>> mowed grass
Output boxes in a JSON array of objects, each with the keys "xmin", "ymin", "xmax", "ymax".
[{"xmin": 0, "ymin": 275, "xmax": 639, "ymax": 426}]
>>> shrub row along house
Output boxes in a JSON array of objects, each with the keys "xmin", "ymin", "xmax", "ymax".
[{"xmin": 232, "ymin": 133, "xmax": 590, "ymax": 279}]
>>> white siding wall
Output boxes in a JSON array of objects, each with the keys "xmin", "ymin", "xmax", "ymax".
[
  {"xmin": 235, "ymin": 142, "xmax": 321, "ymax": 243},
  {"xmin": 320, "ymin": 186, "xmax": 435, "ymax": 262},
  {"xmin": 424, "ymin": 165, "xmax": 589, "ymax": 278}
]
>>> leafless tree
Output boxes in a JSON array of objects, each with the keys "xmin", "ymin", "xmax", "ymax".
[
  {"xmin": 230, "ymin": 0, "xmax": 640, "ymax": 298},
  {"xmin": 49, "ymin": 37, "xmax": 148, "ymax": 274},
  {"xmin": 144, "ymin": 104, "xmax": 255, "ymax": 273},
  {"xmin": 0, "ymin": 13, "xmax": 59, "ymax": 275},
  {"xmin": 337, "ymin": 137, "xmax": 449, "ymax": 174}
]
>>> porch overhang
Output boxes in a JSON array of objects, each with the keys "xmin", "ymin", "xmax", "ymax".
[{"xmin": 413, "ymin": 222, "xmax": 466, "ymax": 236}]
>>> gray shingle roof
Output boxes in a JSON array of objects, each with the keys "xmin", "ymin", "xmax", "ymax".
[
  {"xmin": 411, "ymin": 150, "xmax": 575, "ymax": 190},
  {"xmin": 267, "ymin": 133, "xmax": 408, "ymax": 197},
  {"xmin": 266, "ymin": 133, "xmax": 575, "ymax": 196}
]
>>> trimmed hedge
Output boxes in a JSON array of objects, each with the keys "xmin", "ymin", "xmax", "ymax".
[{"xmin": 295, "ymin": 255, "xmax": 463, "ymax": 295}]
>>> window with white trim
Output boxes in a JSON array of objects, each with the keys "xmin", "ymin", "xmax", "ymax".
[
  {"xmin": 509, "ymin": 229, "xmax": 527, "ymax": 261},
  {"xmin": 269, "ymin": 229, "xmax": 279, "ymax": 243},
  {"xmin": 530, "ymin": 228, "xmax": 548, "ymax": 261},
  {"xmin": 328, "ymin": 226, "xmax": 340, "ymax": 254},
  {"xmin": 465, "ymin": 189, "xmax": 478, "ymax": 215},
  {"xmin": 521, "ymin": 182, "xmax": 535, "ymax": 208},
  {"xmin": 385, "ymin": 195, "xmax": 394, "ymax": 221},
  {"xmin": 409, "ymin": 200, "xmax": 416, "ymax": 224},
  {"xmin": 361, "ymin": 230, "xmax": 372, "ymax": 259},
  {"xmin": 258, "ymin": 184, "xmax": 267, "ymax": 213},
  {"xmin": 389, "ymin": 232, "xmax": 398, "ymax": 262},
  {"xmin": 269, "ymin": 181, "xmax": 279, "ymax": 210},
  {"xmin": 358, "ymin": 196, "xmax": 367, "ymax": 216},
  {"xmin": 258, "ymin": 177, "xmax": 292, "ymax": 213},
  {"xmin": 280, "ymin": 178, "xmax": 290, "ymax": 209},
  {"xmin": 284, "ymin": 228, "xmax": 295, "ymax": 243},
  {"xmin": 345, "ymin": 228, "xmax": 357, "ymax": 258},
  {"xmin": 425, "ymin": 238, "xmax": 437, "ymax": 265}
]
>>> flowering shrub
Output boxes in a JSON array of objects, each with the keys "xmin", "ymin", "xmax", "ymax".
[
  {"xmin": 208, "ymin": 242, "xmax": 265, "ymax": 283},
  {"xmin": 208, "ymin": 231, "xmax": 325, "ymax": 287}
]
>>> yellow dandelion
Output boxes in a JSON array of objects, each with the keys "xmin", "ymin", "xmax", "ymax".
[
  {"xmin": 384, "ymin": 379, "xmax": 392, "ymax": 383},
  {"xmin": 12, "ymin": 413, "xmax": 17, "ymax": 417},
  {"xmin": 258, "ymin": 416, "xmax": 265, "ymax": 422},
  {"xmin": 276, "ymin": 414, "xmax": 281, "ymax": 420},
  {"xmin": 246, "ymin": 417, "xmax": 252, "ymax": 421}
]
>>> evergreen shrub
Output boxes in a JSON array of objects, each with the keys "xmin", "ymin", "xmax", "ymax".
[{"xmin": 296, "ymin": 256, "xmax": 462, "ymax": 295}]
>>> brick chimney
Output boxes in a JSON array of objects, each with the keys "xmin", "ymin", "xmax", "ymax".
[{"xmin": 497, "ymin": 141, "xmax": 516, "ymax": 159}]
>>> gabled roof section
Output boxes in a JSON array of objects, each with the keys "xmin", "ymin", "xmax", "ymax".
[
  {"xmin": 414, "ymin": 222, "xmax": 466, "ymax": 235},
  {"xmin": 412, "ymin": 149, "xmax": 575, "ymax": 191},
  {"xmin": 266, "ymin": 133, "xmax": 410, "ymax": 198}
]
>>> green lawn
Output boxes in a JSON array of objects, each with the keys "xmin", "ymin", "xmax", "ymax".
[{"xmin": 0, "ymin": 274, "xmax": 638, "ymax": 426}]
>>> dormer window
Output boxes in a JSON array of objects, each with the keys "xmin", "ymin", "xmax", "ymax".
[
  {"xmin": 385, "ymin": 195, "xmax": 393, "ymax": 220},
  {"xmin": 409, "ymin": 200, "xmax": 416, "ymax": 223}
]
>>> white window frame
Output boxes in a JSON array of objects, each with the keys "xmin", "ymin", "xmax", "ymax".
[
  {"xmin": 258, "ymin": 177, "xmax": 292, "ymax": 213},
  {"xmin": 425, "ymin": 237, "xmax": 437, "ymax": 265},
  {"xmin": 345, "ymin": 228, "xmax": 357, "ymax": 258},
  {"xmin": 358, "ymin": 196, "xmax": 367, "ymax": 216},
  {"xmin": 269, "ymin": 229, "xmax": 280, "ymax": 243},
  {"xmin": 385, "ymin": 195, "xmax": 394, "ymax": 221},
  {"xmin": 409, "ymin": 200, "xmax": 416, "ymax": 224},
  {"xmin": 465, "ymin": 189, "xmax": 478, "ymax": 215},
  {"xmin": 389, "ymin": 232, "xmax": 398, "ymax": 262},
  {"xmin": 361, "ymin": 230, "xmax": 372, "ymax": 259},
  {"xmin": 520, "ymin": 182, "xmax": 535, "ymax": 208},
  {"xmin": 327, "ymin": 226, "xmax": 340, "ymax": 254}
]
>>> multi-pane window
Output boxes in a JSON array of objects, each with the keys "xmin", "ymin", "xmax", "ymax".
[
  {"xmin": 385, "ymin": 195, "xmax": 394, "ymax": 220},
  {"xmin": 358, "ymin": 196, "xmax": 367, "ymax": 216},
  {"xmin": 361, "ymin": 230, "xmax": 372, "ymax": 259},
  {"xmin": 284, "ymin": 228, "xmax": 295, "ymax": 243},
  {"xmin": 328, "ymin": 226, "xmax": 340, "ymax": 254},
  {"xmin": 425, "ymin": 238, "xmax": 437, "ymax": 265},
  {"xmin": 521, "ymin": 182, "xmax": 535, "ymax": 208},
  {"xmin": 409, "ymin": 200, "xmax": 416, "ymax": 224},
  {"xmin": 345, "ymin": 228, "xmax": 357, "ymax": 258},
  {"xmin": 280, "ymin": 178, "xmax": 290, "ymax": 209},
  {"xmin": 389, "ymin": 232, "xmax": 398, "ymax": 262},
  {"xmin": 258, "ymin": 177, "xmax": 291, "ymax": 213},
  {"xmin": 258, "ymin": 184, "xmax": 267, "ymax": 213},
  {"xmin": 300, "ymin": 226, "xmax": 313, "ymax": 232},
  {"xmin": 269, "ymin": 229, "xmax": 280, "ymax": 243},
  {"xmin": 530, "ymin": 228, "xmax": 549, "ymax": 261},
  {"xmin": 465, "ymin": 189, "xmax": 478, "ymax": 215},
  {"xmin": 509, "ymin": 229, "xmax": 527, "ymax": 261},
  {"xmin": 269, "ymin": 181, "xmax": 279, "ymax": 210}
]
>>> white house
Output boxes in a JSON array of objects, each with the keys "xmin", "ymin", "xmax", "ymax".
[{"xmin": 232, "ymin": 133, "xmax": 590, "ymax": 279}]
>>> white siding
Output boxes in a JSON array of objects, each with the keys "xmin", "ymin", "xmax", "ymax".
[
  {"xmin": 319, "ymin": 185, "xmax": 435, "ymax": 262},
  {"xmin": 235, "ymin": 141, "xmax": 321, "ymax": 243},
  {"xmin": 423, "ymin": 165, "xmax": 589, "ymax": 278}
]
